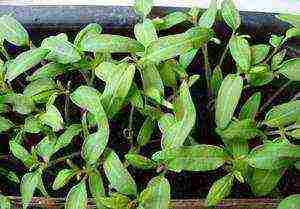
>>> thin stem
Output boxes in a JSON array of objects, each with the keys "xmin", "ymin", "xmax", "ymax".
[
  {"xmin": 48, "ymin": 152, "xmax": 80, "ymax": 167},
  {"xmin": 218, "ymin": 43, "xmax": 229, "ymax": 67},
  {"xmin": 64, "ymin": 81, "xmax": 71, "ymax": 124},
  {"xmin": 202, "ymin": 44, "xmax": 212, "ymax": 100},
  {"xmin": 81, "ymin": 111, "xmax": 89, "ymax": 140},
  {"xmin": 258, "ymin": 80, "xmax": 292, "ymax": 114}
]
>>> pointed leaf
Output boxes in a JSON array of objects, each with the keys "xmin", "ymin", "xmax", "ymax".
[
  {"xmin": 152, "ymin": 145, "xmax": 226, "ymax": 172},
  {"xmin": 23, "ymin": 78, "xmax": 57, "ymax": 100},
  {"xmin": 125, "ymin": 153, "xmax": 157, "ymax": 170},
  {"xmin": 65, "ymin": 180, "xmax": 87, "ymax": 209},
  {"xmin": 40, "ymin": 104, "xmax": 64, "ymax": 132},
  {"xmin": 271, "ymin": 49, "xmax": 286, "ymax": 70},
  {"xmin": 0, "ymin": 168, "xmax": 20, "ymax": 183},
  {"xmin": 103, "ymin": 150, "xmax": 137, "ymax": 196},
  {"xmin": 4, "ymin": 93, "xmax": 35, "ymax": 115},
  {"xmin": 287, "ymin": 129, "xmax": 300, "ymax": 139},
  {"xmin": 153, "ymin": 12, "xmax": 189, "ymax": 31},
  {"xmin": 9, "ymin": 140, "xmax": 35, "ymax": 168},
  {"xmin": 239, "ymin": 92, "xmax": 261, "ymax": 120},
  {"xmin": 138, "ymin": 175, "xmax": 170, "ymax": 209},
  {"xmin": 143, "ymin": 27, "xmax": 214, "ymax": 63},
  {"xmin": 278, "ymin": 58, "xmax": 300, "ymax": 81},
  {"xmin": 247, "ymin": 66, "xmax": 274, "ymax": 86},
  {"xmin": 276, "ymin": 14, "xmax": 300, "ymax": 27},
  {"xmin": 137, "ymin": 117, "xmax": 155, "ymax": 146},
  {"xmin": 250, "ymin": 168, "xmax": 284, "ymax": 196},
  {"xmin": 0, "ymin": 15, "xmax": 29, "ymax": 46},
  {"xmin": 53, "ymin": 169, "xmax": 77, "ymax": 190},
  {"xmin": 21, "ymin": 170, "xmax": 40, "ymax": 209},
  {"xmin": 134, "ymin": 0, "xmax": 153, "ymax": 17},
  {"xmin": 229, "ymin": 36, "xmax": 251, "ymax": 72},
  {"xmin": 5, "ymin": 48, "xmax": 49, "ymax": 82},
  {"xmin": 160, "ymin": 81, "xmax": 196, "ymax": 149},
  {"xmin": 0, "ymin": 116, "xmax": 13, "ymax": 133},
  {"xmin": 205, "ymin": 174, "xmax": 234, "ymax": 206},
  {"xmin": 215, "ymin": 74, "xmax": 243, "ymax": 129},
  {"xmin": 55, "ymin": 124, "xmax": 82, "ymax": 151},
  {"xmin": 88, "ymin": 170, "xmax": 106, "ymax": 209},
  {"xmin": 97, "ymin": 193, "xmax": 130, "ymax": 209},
  {"xmin": 179, "ymin": 49, "xmax": 198, "ymax": 70},
  {"xmin": 198, "ymin": 0, "xmax": 217, "ymax": 28},
  {"xmin": 27, "ymin": 62, "xmax": 66, "ymax": 81},
  {"xmin": 221, "ymin": 0, "xmax": 241, "ymax": 31},
  {"xmin": 134, "ymin": 19, "xmax": 158, "ymax": 48},
  {"xmin": 158, "ymin": 60, "xmax": 178, "ymax": 87},
  {"xmin": 79, "ymin": 33, "xmax": 144, "ymax": 53},
  {"xmin": 82, "ymin": 129, "xmax": 108, "ymax": 165},
  {"xmin": 41, "ymin": 33, "xmax": 81, "ymax": 64},
  {"xmin": 100, "ymin": 63, "xmax": 135, "ymax": 118},
  {"xmin": 251, "ymin": 44, "xmax": 270, "ymax": 65},
  {"xmin": 264, "ymin": 100, "xmax": 300, "ymax": 127},
  {"xmin": 74, "ymin": 23, "xmax": 102, "ymax": 46},
  {"xmin": 286, "ymin": 27, "xmax": 300, "ymax": 39}
]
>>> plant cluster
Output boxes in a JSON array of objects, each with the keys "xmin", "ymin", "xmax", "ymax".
[{"xmin": 0, "ymin": 0, "xmax": 299, "ymax": 208}]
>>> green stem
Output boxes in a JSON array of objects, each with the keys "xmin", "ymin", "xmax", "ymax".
[
  {"xmin": 48, "ymin": 152, "xmax": 80, "ymax": 167},
  {"xmin": 64, "ymin": 81, "xmax": 71, "ymax": 124},
  {"xmin": 202, "ymin": 44, "xmax": 212, "ymax": 100},
  {"xmin": 81, "ymin": 111, "xmax": 89, "ymax": 140}
]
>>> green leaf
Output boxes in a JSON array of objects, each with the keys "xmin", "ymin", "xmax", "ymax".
[
  {"xmin": 74, "ymin": 23, "xmax": 102, "ymax": 46},
  {"xmin": 239, "ymin": 92, "xmax": 261, "ymax": 121},
  {"xmin": 271, "ymin": 49, "xmax": 286, "ymax": 70},
  {"xmin": 79, "ymin": 33, "xmax": 144, "ymax": 53},
  {"xmin": 159, "ymin": 81, "xmax": 196, "ymax": 149},
  {"xmin": 153, "ymin": 12, "xmax": 190, "ymax": 31},
  {"xmin": 21, "ymin": 170, "xmax": 40, "ymax": 209},
  {"xmin": 97, "ymin": 193, "xmax": 130, "ymax": 209},
  {"xmin": 24, "ymin": 116, "xmax": 42, "ymax": 133},
  {"xmin": 137, "ymin": 117, "xmax": 155, "ymax": 146},
  {"xmin": 40, "ymin": 104, "xmax": 64, "ymax": 132},
  {"xmin": 0, "ymin": 194, "xmax": 10, "ymax": 209},
  {"xmin": 251, "ymin": 44, "xmax": 270, "ymax": 65},
  {"xmin": 286, "ymin": 27, "xmax": 300, "ymax": 39},
  {"xmin": 0, "ymin": 167, "xmax": 20, "ymax": 183},
  {"xmin": 216, "ymin": 119, "xmax": 265, "ymax": 141},
  {"xmin": 23, "ymin": 78, "xmax": 57, "ymax": 100},
  {"xmin": 211, "ymin": 66, "xmax": 223, "ymax": 96},
  {"xmin": 247, "ymin": 66, "xmax": 274, "ymax": 86},
  {"xmin": 221, "ymin": 0, "xmax": 241, "ymax": 31},
  {"xmin": 142, "ymin": 27, "xmax": 214, "ymax": 63},
  {"xmin": 277, "ymin": 194, "xmax": 300, "ymax": 209},
  {"xmin": 249, "ymin": 168, "xmax": 284, "ymax": 196},
  {"xmin": 65, "ymin": 180, "xmax": 87, "ymax": 209},
  {"xmin": 88, "ymin": 170, "xmax": 106, "ymax": 209},
  {"xmin": 152, "ymin": 145, "xmax": 226, "ymax": 172},
  {"xmin": 269, "ymin": 35, "xmax": 284, "ymax": 48},
  {"xmin": 9, "ymin": 140, "xmax": 35, "ymax": 168},
  {"xmin": 179, "ymin": 49, "xmax": 198, "ymax": 70},
  {"xmin": 103, "ymin": 150, "xmax": 137, "ymax": 196},
  {"xmin": 264, "ymin": 100, "xmax": 300, "ymax": 127},
  {"xmin": 0, "ymin": 15, "xmax": 29, "ymax": 46},
  {"xmin": 125, "ymin": 153, "xmax": 157, "ymax": 170},
  {"xmin": 229, "ymin": 36, "xmax": 251, "ymax": 72},
  {"xmin": 134, "ymin": 19, "xmax": 158, "ymax": 48},
  {"xmin": 82, "ymin": 129, "xmax": 108, "ymax": 165},
  {"xmin": 215, "ymin": 74, "xmax": 243, "ymax": 129},
  {"xmin": 158, "ymin": 60, "xmax": 178, "ymax": 87},
  {"xmin": 0, "ymin": 116, "xmax": 13, "ymax": 133},
  {"xmin": 36, "ymin": 135, "xmax": 56, "ymax": 161},
  {"xmin": 55, "ymin": 124, "xmax": 82, "ymax": 151},
  {"xmin": 205, "ymin": 174, "xmax": 234, "ymax": 206},
  {"xmin": 4, "ymin": 93, "xmax": 35, "ymax": 115},
  {"xmin": 41, "ymin": 33, "xmax": 81, "ymax": 64},
  {"xmin": 278, "ymin": 58, "xmax": 300, "ymax": 81},
  {"xmin": 287, "ymin": 129, "xmax": 300, "ymax": 139},
  {"xmin": 53, "ymin": 169, "xmax": 77, "ymax": 190},
  {"xmin": 134, "ymin": 0, "xmax": 153, "ymax": 17},
  {"xmin": 27, "ymin": 62, "xmax": 67, "ymax": 81},
  {"xmin": 295, "ymin": 161, "xmax": 300, "ymax": 170},
  {"xmin": 276, "ymin": 14, "xmax": 300, "ymax": 27},
  {"xmin": 100, "ymin": 63, "xmax": 135, "ymax": 118},
  {"xmin": 5, "ymin": 48, "xmax": 49, "ymax": 82},
  {"xmin": 138, "ymin": 175, "xmax": 170, "ymax": 209},
  {"xmin": 198, "ymin": 0, "xmax": 217, "ymax": 28},
  {"xmin": 247, "ymin": 142, "xmax": 292, "ymax": 169}
]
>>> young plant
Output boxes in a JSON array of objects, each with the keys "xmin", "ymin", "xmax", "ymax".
[{"xmin": 0, "ymin": 0, "xmax": 299, "ymax": 208}]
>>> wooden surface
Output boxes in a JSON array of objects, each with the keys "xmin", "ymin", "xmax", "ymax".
[
  {"xmin": 9, "ymin": 197, "xmax": 280, "ymax": 209},
  {"xmin": 1, "ymin": 0, "xmax": 300, "ymax": 14}
]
